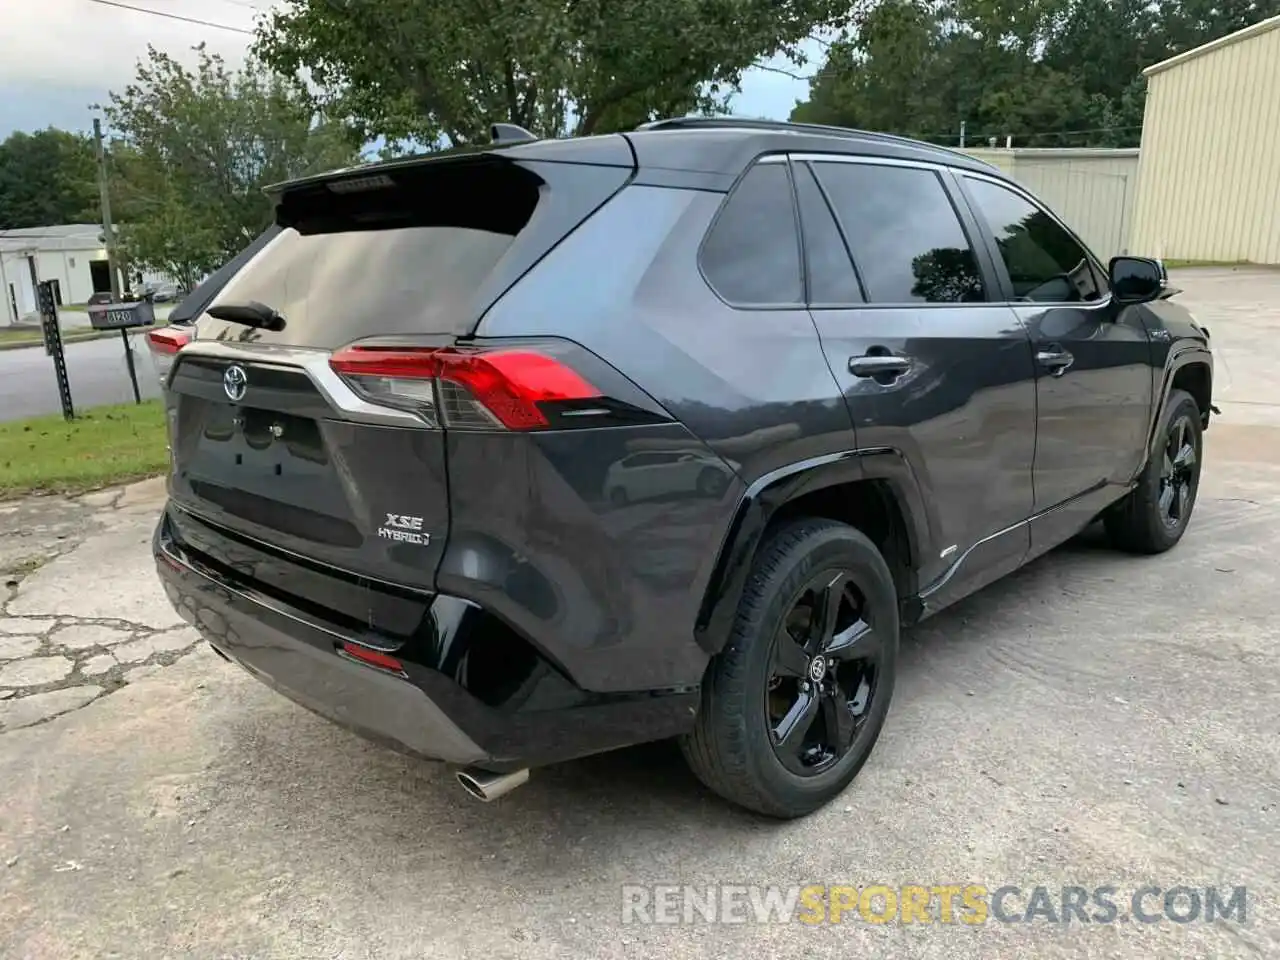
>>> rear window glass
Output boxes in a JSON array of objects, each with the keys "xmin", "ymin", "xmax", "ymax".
[
  {"xmin": 811, "ymin": 162, "xmax": 985, "ymax": 304},
  {"xmin": 700, "ymin": 163, "xmax": 803, "ymax": 306},
  {"xmin": 199, "ymin": 159, "xmax": 543, "ymax": 346}
]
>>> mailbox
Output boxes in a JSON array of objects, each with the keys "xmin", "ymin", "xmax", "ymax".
[{"xmin": 86, "ymin": 299, "xmax": 156, "ymax": 330}]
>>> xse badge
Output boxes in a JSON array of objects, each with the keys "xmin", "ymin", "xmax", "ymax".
[{"xmin": 377, "ymin": 513, "xmax": 431, "ymax": 546}]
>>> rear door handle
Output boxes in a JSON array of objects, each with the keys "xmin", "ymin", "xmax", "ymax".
[
  {"xmin": 848, "ymin": 354, "xmax": 911, "ymax": 379},
  {"xmin": 1036, "ymin": 348, "xmax": 1074, "ymax": 377}
]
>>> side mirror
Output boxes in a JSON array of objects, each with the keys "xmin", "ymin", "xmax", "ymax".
[{"xmin": 1109, "ymin": 256, "xmax": 1165, "ymax": 305}]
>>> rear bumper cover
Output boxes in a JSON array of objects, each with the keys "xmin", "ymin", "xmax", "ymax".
[{"xmin": 153, "ymin": 515, "xmax": 697, "ymax": 769}]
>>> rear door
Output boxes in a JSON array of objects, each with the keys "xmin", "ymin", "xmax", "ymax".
[
  {"xmin": 164, "ymin": 154, "xmax": 632, "ymax": 600},
  {"xmin": 796, "ymin": 155, "xmax": 1038, "ymax": 604},
  {"xmin": 956, "ymin": 174, "xmax": 1153, "ymax": 550}
]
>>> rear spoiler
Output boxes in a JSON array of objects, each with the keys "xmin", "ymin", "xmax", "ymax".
[{"xmin": 168, "ymin": 225, "xmax": 282, "ymax": 324}]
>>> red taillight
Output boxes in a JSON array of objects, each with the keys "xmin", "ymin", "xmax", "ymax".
[
  {"xmin": 329, "ymin": 345, "xmax": 600, "ymax": 430},
  {"xmin": 147, "ymin": 327, "xmax": 191, "ymax": 354},
  {"xmin": 146, "ymin": 326, "xmax": 192, "ymax": 383},
  {"xmin": 340, "ymin": 641, "xmax": 405, "ymax": 674}
]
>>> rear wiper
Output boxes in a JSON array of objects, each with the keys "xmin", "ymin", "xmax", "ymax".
[{"xmin": 205, "ymin": 300, "xmax": 286, "ymax": 332}]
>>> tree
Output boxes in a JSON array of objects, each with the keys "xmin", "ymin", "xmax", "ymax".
[
  {"xmin": 0, "ymin": 128, "xmax": 99, "ymax": 230},
  {"xmin": 791, "ymin": 0, "xmax": 1280, "ymax": 149},
  {"xmin": 254, "ymin": 0, "xmax": 850, "ymax": 147},
  {"xmin": 791, "ymin": 0, "xmax": 944, "ymax": 136},
  {"xmin": 103, "ymin": 44, "xmax": 357, "ymax": 289}
]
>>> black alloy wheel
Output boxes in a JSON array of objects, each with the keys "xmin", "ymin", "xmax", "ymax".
[
  {"xmin": 680, "ymin": 518, "xmax": 899, "ymax": 818},
  {"xmin": 765, "ymin": 570, "xmax": 882, "ymax": 776},
  {"xmin": 1105, "ymin": 388, "xmax": 1203, "ymax": 554},
  {"xmin": 1159, "ymin": 412, "xmax": 1198, "ymax": 529}
]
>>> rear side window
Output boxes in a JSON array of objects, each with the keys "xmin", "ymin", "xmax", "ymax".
[
  {"xmin": 963, "ymin": 177, "xmax": 1105, "ymax": 303},
  {"xmin": 794, "ymin": 163, "xmax": 864, "ymax": 304},
  {"xmin": 700, "ymin": 163, "xmax": 803, "ymax": 306},
  {"xmin": 199, "ymin": 158, "xmax": 628, "ymax": 346},
  {"xmin": 811, "ymin": 162, "xmax": 985, "ymax": 305}
]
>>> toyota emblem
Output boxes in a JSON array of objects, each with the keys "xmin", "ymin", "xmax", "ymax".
[{"xmin": 223, "ymin": 364, "xmax": 248, "ymax": 402}]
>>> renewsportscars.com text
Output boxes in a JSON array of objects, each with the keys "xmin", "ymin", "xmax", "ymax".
[{"xmin": 621, "ymin": 884, "xmax": 1248, "ymax": 926}]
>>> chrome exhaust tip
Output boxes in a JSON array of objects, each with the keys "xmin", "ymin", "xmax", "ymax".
[{"xmin": 454, "ymin": 766, "xmax": 530, "ymax": 802}]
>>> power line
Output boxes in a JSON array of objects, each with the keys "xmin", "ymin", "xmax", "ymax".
[{"xmin": 84, "ymin": 0, "xmax": 253, "ymax": 34}]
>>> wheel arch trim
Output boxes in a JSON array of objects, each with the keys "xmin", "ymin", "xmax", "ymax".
[
  {"xmin": 693, "ymin": 447, "xmax": 933, "ymax": 655},
  {"xmin": 1146, "ymin": 346, "xmax": 1213, "ymax": 458}
]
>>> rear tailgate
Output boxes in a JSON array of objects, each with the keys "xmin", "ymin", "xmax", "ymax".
[{"xmin": 162, "ymin": 147, "xmax": 634, "ymax": 630}]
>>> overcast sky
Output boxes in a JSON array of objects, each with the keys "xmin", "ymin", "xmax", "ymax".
[{"xmin": 0, "ymin": 0, "xmax": 815, "ymax": 138}]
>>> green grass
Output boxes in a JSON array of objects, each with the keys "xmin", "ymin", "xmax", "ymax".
[
  {"xmin": 0, "ymin": 327, "xmax": 48, "ymax": 345},
  {"xmin": 0, "ymin": 325, "xmax": 100, "ymax": 349},
  {"xmin": 0, "ymin": 401, "xmax": 169, "ymax": 499}
]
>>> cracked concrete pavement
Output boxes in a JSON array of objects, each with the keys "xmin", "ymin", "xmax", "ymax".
[
  {"xmin": 0, "ymin": 479, "xmax": 201, "ymax": 734},
  {"xmin": 1, "ymin": 268, "xmax": 1279, "ymax": 959}
]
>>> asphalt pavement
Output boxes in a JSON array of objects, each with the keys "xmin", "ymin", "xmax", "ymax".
[
  {"xmin": 0, "ymin": 268, "xmax": 1277, "ymax": 958},
  {"xmin": 0, "ymin": 334, "xmax": 163, "ymax": 420}
]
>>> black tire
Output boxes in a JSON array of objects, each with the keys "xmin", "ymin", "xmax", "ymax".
[
  {"xmin": 1105, "ymin": 388, "xmax": 1203, "ymax": 554},
  {"xmin": 680, "ymin": 518, "xmax": 899, "ymax": 818}
]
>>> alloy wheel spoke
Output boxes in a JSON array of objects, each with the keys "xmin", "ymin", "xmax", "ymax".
[
  {"xmin": 1158, "ymin": 482, "xmax": 1175, "ymax": 518},
  {"xmin": 825, "ymin": 617, "xmax": 876, "ymax": 661},
  {"xmin": 1174, "ymin": 442, "xmax": 1196, "ymax": 472},
  {"xmin": 1175, "ymin": 480, "xmax": 1190, "ymax": 520},
  {"xmin": 820, "ymin": 690, "xmax": 856, "ymax": 751},
  {"xmin": 808, "ymin": 572, "xmax": 851, "ymax": 654},
  {"xmin": 771, "ymin": 630, "xmax": 811, "ymax": 679},
  {"xmin": 1161, "ymin": 453, "xmax": 1174, "ymax": 479},
  {"xmin": 849, "ymin": 675, "xmax": 872, "ymax": 717},
  {"xmin": 773, "ymin": 688, "xmax": 819, "ymax": 754}
]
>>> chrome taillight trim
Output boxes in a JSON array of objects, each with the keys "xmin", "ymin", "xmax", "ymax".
[{"xmin": 173, "ymin": 340, "xmax": 426, "ymax": 427}]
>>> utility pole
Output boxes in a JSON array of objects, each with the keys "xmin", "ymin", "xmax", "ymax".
[{"xmin": 93, "ymin": 117, "xmax": 122, "ymax": 301}]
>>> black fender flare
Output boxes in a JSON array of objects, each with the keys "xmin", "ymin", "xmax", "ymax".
[
  {"xmin": 693, "ymin": 447, "xmax": 934, "ymax": 655},
  {"xmin": 1144, "ymin": 345, "xmax": 1213, "ymax": 459}
]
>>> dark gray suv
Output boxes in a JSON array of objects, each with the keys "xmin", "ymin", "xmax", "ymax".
[{"xmin": 149, "ymin": 118, "xmax": 1213, "ymax": 818}]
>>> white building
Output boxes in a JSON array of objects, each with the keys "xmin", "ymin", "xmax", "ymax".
[{"xmin": 0, "ymin": 224, "xmax": 134, "ymax": 325}]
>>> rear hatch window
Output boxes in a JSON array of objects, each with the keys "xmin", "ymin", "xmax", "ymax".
[
  {"xmin": 195, "ymin": 155, "xmax": 631, "ymax": 345},
  {"xmin": 163, "ymin": 152, "xmax": 631, "ymax": 632}
]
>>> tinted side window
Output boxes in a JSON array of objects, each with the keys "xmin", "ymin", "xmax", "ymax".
[
  {"xmin": 812, "ymin": 163, "xmax": 985, "ymax": 304},
  {"xmin": 794, "ymin": 163, "xmax": 864, "ymax": 304},
  {"xmin": 701, "ymin": 163, "xmax": 803, "ymax": 305},
  {"xmin": 964, "ymin": 177, "xmax": 1103, "ymax": 303}
]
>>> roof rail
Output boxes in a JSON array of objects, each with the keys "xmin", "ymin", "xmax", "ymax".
[{"xmin": 634, "ymin": 116, "xmax": 979, "ymax": 165}]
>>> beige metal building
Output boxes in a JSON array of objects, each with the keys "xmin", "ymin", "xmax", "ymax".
[
  {"xmin": 1131, "ymin": 14, "xmax": 1280, "ymax": 264},
  {"xmin": 966, "ymin": 148, "xmax": 1140, "ymax": 259}
]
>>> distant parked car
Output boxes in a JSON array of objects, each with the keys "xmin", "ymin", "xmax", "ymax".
[
  {"xmin": 142, "ymin": 282, "xmax": 183, "ymax": 302},
  {"xmin": 604, "ymin": 450, "xmax": 736, "ymax": 504}
]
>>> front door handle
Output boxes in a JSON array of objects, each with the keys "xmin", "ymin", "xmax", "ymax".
[
  {"xmin": 1036, "ymin": 348, "xmax": 1074, "ymax": 377},
  {"xmin": 848, "ymin": 354, "xmax": 911, "ymax": 379}
]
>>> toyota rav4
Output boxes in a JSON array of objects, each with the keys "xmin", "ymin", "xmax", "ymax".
[{"xmin": 150, "ymin": 118, "xmax": 1212, "ymax": 818}]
